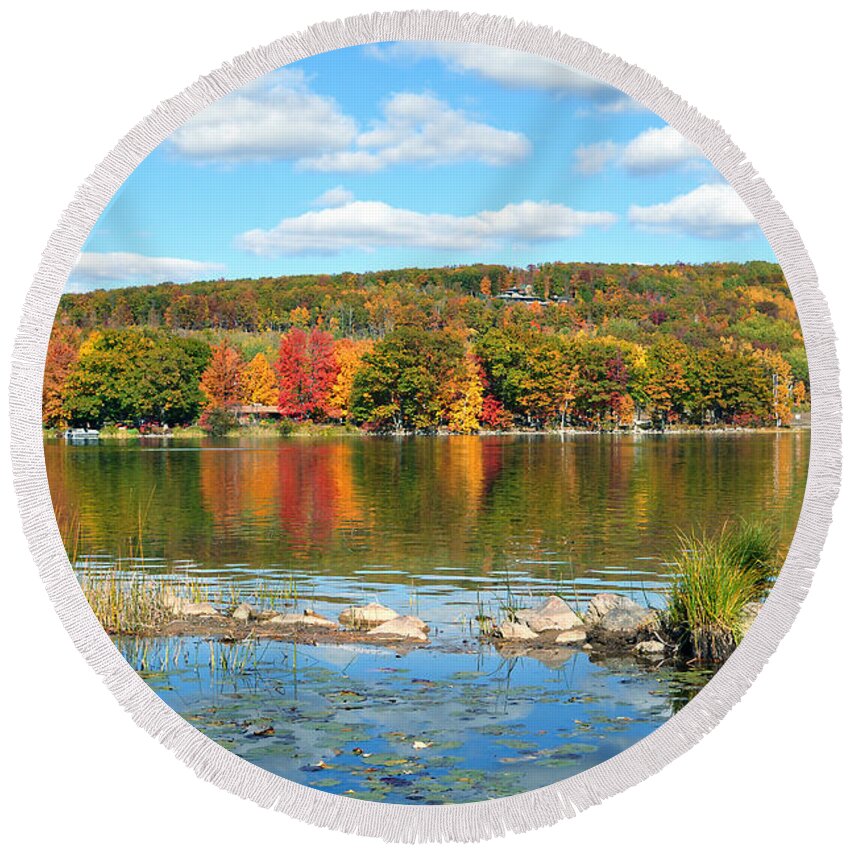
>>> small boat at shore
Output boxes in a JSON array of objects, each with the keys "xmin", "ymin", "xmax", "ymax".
[{"xmin": 64, "ymin": 427, "xmax": 99, "ymax": 443}]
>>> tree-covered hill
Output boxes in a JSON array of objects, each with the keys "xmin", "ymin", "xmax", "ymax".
[{"xmin": 47, "ymin": 261, "xmax": 808, "ymax": 432}]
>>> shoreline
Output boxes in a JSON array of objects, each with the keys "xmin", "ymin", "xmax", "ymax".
[{"xmin": 48, "ymin": 423, "xmax": 809, "ymax": 441}]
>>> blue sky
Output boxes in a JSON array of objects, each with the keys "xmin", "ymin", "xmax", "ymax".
[{"xmin": 69, "ymin": 42, "xmax": 775, "ymax": 292}]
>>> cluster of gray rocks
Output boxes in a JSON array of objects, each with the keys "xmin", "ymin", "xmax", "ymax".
[
  {"xmin": 165, "ymin": 593, "xmax": 431, "ymax": 642},
  {"xmin": 162, "ymin": 588, "xmax": 763, "ymax": 660},
  {"xmin": 492, "ymin": 593, "xmax": 666, "ymax": 657}
]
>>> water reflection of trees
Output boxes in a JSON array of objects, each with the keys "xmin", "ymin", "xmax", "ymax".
[{"xmin": 47, "ymin": 433, "xmax": 809, "ymax": 585}]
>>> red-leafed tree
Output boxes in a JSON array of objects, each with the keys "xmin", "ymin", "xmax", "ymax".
[
  {"xmin": 480, "ymin": 393, "xmax": 514, "ymax": 430},
  {"xmin": 199, "ymin": 340, "xmax": 244, "ymax": 409},
  {"xmin": 474, "ymin": 356, "xmax": 513, "ymax": 430},
  {"xmin": 275, "ymin": 327, "xmax": 338, "ymax": 420}
]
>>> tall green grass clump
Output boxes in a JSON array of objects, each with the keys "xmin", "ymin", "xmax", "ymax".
[
  {"xmin": 78, "ymin": 573, "xmax": 172, "ymax": 634},
  {"xmin": 665, "ymin": 521, "xmax": 780, "ymax": 662},
  {"xmin": 724, "ymin": 519, "xmax": 779, "ymax": 592}
]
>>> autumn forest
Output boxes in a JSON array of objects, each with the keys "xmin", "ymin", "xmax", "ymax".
[{"xmin": 44, "ymin": 260, "xmax": 808, "ymax": 434}]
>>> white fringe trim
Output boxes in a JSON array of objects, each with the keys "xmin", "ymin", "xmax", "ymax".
[{"xmin": 8, "ymin": 10, "xmax": 841, "ymax": 843}]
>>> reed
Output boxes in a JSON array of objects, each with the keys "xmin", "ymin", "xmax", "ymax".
[
  {"xmin": 55, "ymin": 507, "xmax": 82, "ymax": 566},
  {"xmin": 724, "ymin": 519, "xmax": 779, "ymax": 592},
  {"xmin": 208, "ymin": 640, "xmax": 256, "ymax": 675},
  {"xmin": 473, "ymin": 592, "xmax": 498, "ymax": 637},
  {"xmin": 77, "ymin": 572, "xmax": 173, "ymax": 634},
  {"xmin": 665, "ymin": 521, "xmax": 780, "ymax": 662}
]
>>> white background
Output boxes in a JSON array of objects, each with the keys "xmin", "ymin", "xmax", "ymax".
[{"xmin": 1, "ymin": 2, "xmax": 846, "ymax": 846}]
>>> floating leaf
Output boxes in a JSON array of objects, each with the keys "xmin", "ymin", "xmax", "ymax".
[
  {"xmin": 362, "ymin": 754, "xmax": 411, "ymax": 767},
  {"xmin": 301, "ymin": 759, "xmax": 333, "ymax": 772},
  {"xmin": 243, "ymin": 723, "xmax": 274, "ymax": 738}
]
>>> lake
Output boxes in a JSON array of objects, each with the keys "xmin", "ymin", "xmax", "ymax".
[{"xmin": 46, "ymin": 431, "xmax": 809, "ymax": 803}]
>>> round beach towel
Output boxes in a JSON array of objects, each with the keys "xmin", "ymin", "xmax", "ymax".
[{"xmin": 10, "ymin": 11, "xmax": 840, "ymax": 842}]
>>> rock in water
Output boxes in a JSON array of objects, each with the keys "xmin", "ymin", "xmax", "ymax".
[
  {"xmin": 497, "ymin": 620, "xmax": 538, "ymax": 641},
  {"xmin": 367, "ymin": 616, "xmax": 429, "ymax": 642},
  {"xmin": 634, "ymin": 640, "xmax": 666, "ymax": 655},
  {"xmin": 232, "ymin": 602, "xmax": 256, "ymax": 623},
  {"xmin": 584, "ymin": 593, "xmax": 642, "ymax": 625},
  {"xmin": 163, "ymin": 590, "xmax": 219, "ymax": 618},
  {"xmin": 269, "ymin": 609, "xmax": 338, "ymax": 629},
  {"xmin": 255, "ymin": 609, "xmax": 279, "ymax": 622},
  {"xmin": 597, "ymin": 605, "xmax": 658, "ymax": 635},
  {"xmin": 339, "ymin": 602, "xmax": 400, "ymax": 629},
  {"xmin": 555, "ymin": 627, "xmax": 588, "ymax": 645},
  {"xmin": 515, "ymin": 596, "xmax": 582, "ymax": 632}
]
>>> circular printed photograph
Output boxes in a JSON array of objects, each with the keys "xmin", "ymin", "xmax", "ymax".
[{"xmin": 43, "ymin": 42, "xmax": 809, "ymax": 806}]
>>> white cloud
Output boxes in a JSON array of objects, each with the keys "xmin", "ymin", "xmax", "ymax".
[
  {"xmin": 169, "ymin": 68, "xmax": 357, "ymax": 163},
  {"xmin": 368, "ymin": 42, "xmax": 617, "ymax": 99},
  {"xmin": 574, "ymin": 140, "xmax": 619, "ymax": 176},
  {"xmin": 169, "ymin": 66, "xmax": 526, "ymax": 172},
  {"xmin": 589, "ymin": 96, "xmax": 649, "ymax": 115},
  {"xmin": 298, "ymin": 92, "xmax": 529, "ymax": 172},
  {"xmin": 68, "ymin": 252, "xmax": 225, "ymax": 290},
  {"xmin": 628, "ymin": 184, "xmax": 757, "ymax": 239},
  {"xmin": 311, "ymin": 186, "xmax": 355, "ymax": 208},
  {"xmin": 574, "ymin": 126, "xmax": 707, "ymax": 176},
  {"xmin": 236, "ymin": 199, "xmax": 616, "ymax": 257},
  {"xmin": 301, "ymin": 151, "xmax": 384, "ymax": 173},
  {"xmin": 620, "ymin": 126, "xmax": 704, "ymax": 174}
]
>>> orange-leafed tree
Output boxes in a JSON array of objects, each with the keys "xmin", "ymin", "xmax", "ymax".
[
  {"xmin": 613, "ymin": 392, "xmax": 636, "ymax": 427},
  {"xmin": 327, "ymin": 338, "xmax": 372, "ymax": 420},
  {"xmin": 276, "ymin": 327, "xmax": 338, "ymax": 420},
  {"xmin": 241, "ymin": 352, "xmax": 278, "ymax": 406},
  {"xmin": 200, "ymin": 340, "xmax": 244, "ymax": 408},
  {"xmin": 43, "ymin": 326, "xmax": 80, "ymax": 427}
]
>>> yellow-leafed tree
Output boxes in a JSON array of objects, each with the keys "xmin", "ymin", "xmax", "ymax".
[
  {"xmin": 442, "ymin": 351, "xmax": 484, "ymax": 433},
  {"xmin": 755, "ymin": 348, "xmax": 794, "ymax": 426},
  {"xmin": 289, "ymin": 305, "xmax": 310, "ymax": 327},
  {"xmin": 242, "ymin": 352, "xmax": 278, "ymax": 406}
]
